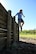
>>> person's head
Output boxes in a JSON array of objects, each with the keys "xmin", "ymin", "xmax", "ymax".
[{"xmin": 19, "ymin": 9, "xmax": 23, "ymax": 13}]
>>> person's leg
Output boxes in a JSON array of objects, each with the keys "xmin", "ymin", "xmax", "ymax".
[
  {"xmin": 21, "ymin": 19, "xmax": 24, "ymax": 26},
  {"xmin": 21, "ymin": 25, "xmax": 22, "ymax": 31},
  {"xmin": 18, "ymin": 19, "xmax": 22, "ymax": 31},
  {"xmin": 19, "ymin": 21, "xmax": 23, "ymax": 31},
  {"xmin": 20, "ymin": 19, "xmax": 24, "ymax": 31},
  {"xmin": 19, "ymin": 22, "xmax": 22, "ymax": 31}
]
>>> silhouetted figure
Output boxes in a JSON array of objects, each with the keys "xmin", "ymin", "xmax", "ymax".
[{"xmin": 15, "ymin": 9, "xmax": 25, "ymax": 31}]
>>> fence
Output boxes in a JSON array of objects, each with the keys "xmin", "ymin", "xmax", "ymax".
[{"xmin": 0, "ymin": 3, "xmax": 19, "ymax": 50}]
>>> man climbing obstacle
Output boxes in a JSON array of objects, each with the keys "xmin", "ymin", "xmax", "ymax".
[{"xmin": 15, "ymin": 9, "xmax": 25, "ymax": 31}]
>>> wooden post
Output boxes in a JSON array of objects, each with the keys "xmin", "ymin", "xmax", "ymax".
[
  {"xmin": 18, "ymin": 24, "xmax": 19, "ymax": 41},
  {"xmin": 7, "ymin": 10, "xmax": 12, "ymax": 48},
  {"xmin": 12, "ymin": 16, "xmax": 19, "ymax": 49},
  {"xmin": 13, "ymin": 16, "xmax": 19, "ymax": 42},
  {"xmin": 13, "ymin": 16, "xmax": 16, "ymax": 42}
]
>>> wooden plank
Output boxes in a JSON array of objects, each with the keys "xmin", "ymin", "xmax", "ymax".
[
  {"xmin": 0, "ymin": 19, "xmax": 7, "ymax": 26},
  {"xmin": 0, "ymin": 37, "xmax": 7, "ymax": 50},
  {"xmin": 0, "ymin": 37, "xmax": 7, "ymax": 42},
  {"xmin": 0, "ymin": 28, "xmax": 7, "ymax": 31},
  {"xmin": 0, "ymin": 9, "xmax": 3, "ymax": 16},
  {"xmin": 0, "ymin": 37, "xmax": 7, "ymax": 44},
  {"xmin": 0, "ymin": 33, "xmax": 7, "ymax": 37},
  {"xmin": 0, "ymin": 30, "xmax": 5, "ymax": 33},
  {"xmin": 0, "ymin": 15, "xmax": 7, "ymax": 22},
  {"xmin": 0, "ymin": 24, "xmax": 7, "ymax": 29},
  {"xmin": 0, "ymin": 3, "xmax": 8, "ymax": 15},
  {"xmin": 0, "ymin": 11, "xmax": 8, "ymax": 22},
  {"xmin": 0, "ymin": 37, "xmax": 7, "ymax": 47}
]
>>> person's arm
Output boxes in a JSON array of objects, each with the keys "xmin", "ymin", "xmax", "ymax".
[
  {"xmin": 22, "ymin": 13, "xmax": 25, "ymax": 17},
  {"xmin": 15, "ymin": 13, "xmax": 18, "ymax": 17}
]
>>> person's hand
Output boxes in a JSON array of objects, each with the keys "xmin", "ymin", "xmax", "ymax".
[{"xmin": 24, "ymin": 16, "xmax": 25, "ymax": 17}]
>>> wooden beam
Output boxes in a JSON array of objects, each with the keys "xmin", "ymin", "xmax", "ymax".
[
  {"xmin": 7, "ymin": 10, "xmax": 12, "ymax": 48},
  {"xmin": 0, "ymin": 28, "xmax": 7, "ymax": 31}
]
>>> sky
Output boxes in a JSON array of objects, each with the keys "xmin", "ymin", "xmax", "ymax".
[{"xmin": 0, "ymin": 0, "xmax": 36, "ymax": 30}]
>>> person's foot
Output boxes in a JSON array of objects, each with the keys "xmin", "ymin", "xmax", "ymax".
[{"xmin": 22, "ymin": 23, "xmax": 24, "ymax": 26}]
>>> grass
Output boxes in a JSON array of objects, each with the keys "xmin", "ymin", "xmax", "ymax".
[{"xmin": 19, "ymin": 32, "xmax": 36, "ymax": 39}]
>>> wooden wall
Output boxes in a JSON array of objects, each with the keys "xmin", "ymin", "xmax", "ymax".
[{"xmin": 0, "ymin": 3, "xmax": 19, "ymax": 50}]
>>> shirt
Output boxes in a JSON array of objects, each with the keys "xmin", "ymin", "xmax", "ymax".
[{"xmin": 15, "ymin": 12, "xmax": 24, "ymax": 20}]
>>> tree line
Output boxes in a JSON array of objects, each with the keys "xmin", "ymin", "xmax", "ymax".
[{"xmin": 21, "ymin": 30, "xmax": 36, "ymax": 34}]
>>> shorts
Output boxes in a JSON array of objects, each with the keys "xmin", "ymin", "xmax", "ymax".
[
  {"xmin": 18, "ymin": 19, "xmax": 24, "ymax": 27},
  {"xmin": 18, "ymin": 19, "xmax": 24, "ymax": 23}
]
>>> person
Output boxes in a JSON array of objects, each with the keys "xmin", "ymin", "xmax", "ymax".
[{"xmin": 15, "ymin": 9, "xmax": 25, "ymax": 31}]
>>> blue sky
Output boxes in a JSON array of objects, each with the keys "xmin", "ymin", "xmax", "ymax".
[{"xmin": 0, "ymin": 0, "xmax": 36, "ymax": 30}]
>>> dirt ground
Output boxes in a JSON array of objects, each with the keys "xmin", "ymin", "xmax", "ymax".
[{"xmin": 19, "ymin": 37, "xmax": 36, "ymax": 44}]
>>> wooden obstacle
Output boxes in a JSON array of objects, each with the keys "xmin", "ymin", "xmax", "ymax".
[{"xmin": 0, "ymin": 3, "xmax": 19, "ymax": 50}]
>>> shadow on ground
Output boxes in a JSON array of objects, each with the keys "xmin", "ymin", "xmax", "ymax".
[{"xmin": 0, "ymin": 41, "xmax": 36, "ymax": 54}]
